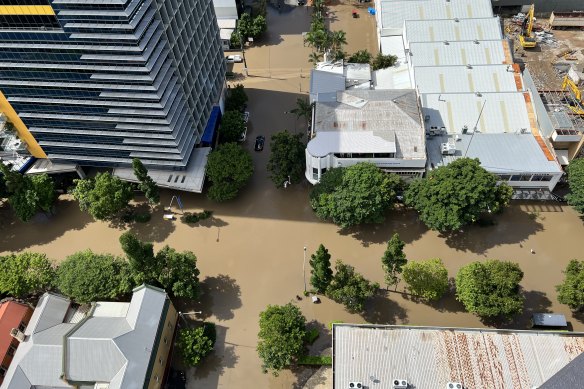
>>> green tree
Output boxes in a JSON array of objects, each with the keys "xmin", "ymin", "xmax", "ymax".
[
  {"xmin": 219, "ymin": 110, "xmax": 246, "ymax": 143},
  {"xmin": 326, "ymin": 260, "xmax": 379, "ymax": 313},
  {"xmin": 308, "ymin": 52, "xmax": 323, "ymax": 66},
  {"xmin": 290, "ymin": 98, "xmax": 314, "ymax": 124},
  {"xmin": 119, "ymin": 231, "xmax": 157, "ymax": 282},
  {"xmin": 348, "ymin": 49, "xmax": 372, "ymax": 64},
  {"xmin": 225, "ymin": 84, "xmax": 248, "ymax": 112},
  {"xmin": 404, "ymin": 158, "xmax": 513, "ymax": 232},
  {"xmin": 309, "ymin": 244, "xmax": 333, "ymax": 293},
  {"xmin": 455, "ymin": 260, "xmax": 524, "ymax": 318},
  {"xmin": 206, "ymin": 143, "xmax": 253, "ymax": 202},
  {"xmin": 381, "ymin": 233, "xmax": 407, "ymax": 288},
  {"xmin": 329, "ymin": 30, "xmax": 347, "ymax": 53},
  {"xmin": 0, "ymin": 252, "xmax": 55, "ymax": 297},
  {"xmin": 402, "ymin": 258, "xmax": 449, "ymax": 301},
  {"xmin": 257, "ymin": 303, "xmax": 306, "ymax": 375},
  {"xmin": 56, "ymin": 250, "xmax": 135, "ymax": 303},
  {"xmin": 267, "ymin": 131, "xmax": 306, "ymax": 187},
  {"xmin": 556, "ymin": 259, "xmax": 584, "ymax": 311},
  {"xmin": 371, "ymin": 53, "xmax": 398, "ymax": 70},
  {"xmin": 0, "ymin": 170, "xmax": 7, "ymax": 199},
  {"xmin": 178, "ymin": 325, "xmax": 216, "ymax": 366},
  {"xmin": 567, "ymin": 158, "xmax": 584, "ymax": 214},
  {"xmin": 72, "ymin": 172, "xmax": 133, "ymax": 221},
  {"xmin": 251, "ymin": 15, "xmax": 267, "ymax": 37},
  {"xmin": 132, "ymin": 158, "xmax": 159, "ymax": 205},
  {"xmin": 156, "ymin": 246, "xmax": 200, "ymax": 299},
  {"xmin": 309, "ymin": 163, "xmax": 401, "ymax": 228},
  {"xmin": 238, "ymin": 14, "xmax": 267, "ymax": 41}
]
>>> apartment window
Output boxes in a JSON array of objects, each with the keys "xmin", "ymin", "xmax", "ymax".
[
  {"xmin": 312, "ymin": 168, "xmax": 318, "ymax": 180},
  {"xmin": 532, "ymin": 175, "xmax": 552, "ymax": 182},
  {"xmin": 18, "ymin": 321, "xmax": 26, "ymax": 332},
  {"xmin": 7, "ymin": 345, "xmax": 16, "ymax": 356},
  {"xmin": 321, "ymin": 168, "xmax": 327, "ymax": 176},
  {"xmin": 510, "ymin": 175, "xmax": 522, "ymax": 181},
  {"xmin": 0, "ymin": 366, "xmax": 6, "ymax": 378}
]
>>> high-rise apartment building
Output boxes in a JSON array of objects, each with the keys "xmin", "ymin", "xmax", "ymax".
[{"xmin": 0, "ymin": 0, "xmax": 225, "ymax": 190}]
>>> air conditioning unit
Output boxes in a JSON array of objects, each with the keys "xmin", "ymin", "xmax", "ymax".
[
  {"xmin": 393, "ymin": 379, "xmax": 409, "ymax": 389},
  {"xmin": 447, "ymin": 382, "xmax": 463, "ymax": 389},
  {"xmin": 441, "ymin": 141, "xmax": 456, "ymax": 155},
  {"xmin": 348, "ymin": 382, "xmax": 362, "ymax": 388},
  {"xmin": 10, "ymin": 328, "xmax": 26, "ymax": 342}
]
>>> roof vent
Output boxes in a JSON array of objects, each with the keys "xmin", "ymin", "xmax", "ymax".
[
  {"xmin": 475, "ymin": 92, "xmax": 482, "ymax": 97},
  {"xmin": 466, "ymin": 64, "xmax": 472, "ymax": 69},
  {"xmin": 393, "ymin": 379, "xmax": 409, "ymax": 389},
  {"xmin": 10, "ymin": 328, "xmax": 26, "ymax": 342},
  {"xmin": 462, "ymin": 125, "xmax": 468, "ymax": 134},
  {"xmin": 349, "ymin": 383, "xmax": 363, "ymax": 388},
  {"xmin": 443, "ymin": 40, "xmax": 449, "ymax": 45},
  {"xmin": 520, "ymin": 128, "xmax": 528, "ymax": 134},
  {"xmin": 441, "ymin": 139, "xmax": 456, "ymax": 155},
  {"xmin": 447, "ymin": 383, "xmax": 463, "ymax": 389},
  {"xmin": 454, "ymin": 18, "xmax": 459, "ymax": 22},
  {"xmin": 473, "ymin": 39, "xmax": 480, "ymax": 44}
]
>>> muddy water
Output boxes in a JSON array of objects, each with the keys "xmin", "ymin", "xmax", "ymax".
[{"xmin": 2, "ymin": 6, "xmax": 584, "ymax": 389}]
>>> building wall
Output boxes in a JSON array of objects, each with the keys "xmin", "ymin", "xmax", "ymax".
[
  {"xmin": 0, "ymin": 305, "xmax": 32, "ymax": 385},
  {"xmin": 146, "ymin": 301, "xmax": 178, "ymax": 389},
  {"xmin": 0, "ymin": 0, "xmax": 224, "ymax": 170}
]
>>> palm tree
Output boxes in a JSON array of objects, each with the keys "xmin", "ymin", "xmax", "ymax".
[
  {"xmin": 290, "ymin": 98, "xmax": 315, "ymax": 125},
  {"xmin": 308, "ymin": 52, "xmax": 323, "ymax": 66},
  {"xmin": 330, "ymin": 30, "xmax": 347, "ymax": 53}
]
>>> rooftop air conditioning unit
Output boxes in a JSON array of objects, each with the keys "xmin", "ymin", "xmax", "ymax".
[
  {"xmin": 10, "ymin": 328, "xmax": 26, "ymax": 342},
  {"xmin": 349, "ymin": 382, "xmax": 363, "ymax": 388},
  {"xmin": 441, "ymin": 141, "xmax": 456, "ymax": 155},
  {"xmin": 393, "ymin": 379, "xmax": 409, "ymax": 389},
  {"xmin": 447, "ymin": 383, "xmax": 463, "ymax": 389}
]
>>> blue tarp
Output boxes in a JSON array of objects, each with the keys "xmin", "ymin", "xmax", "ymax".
[{"xmin": 201, "ymin": 106, "xmax": 221, "ymax": 145}]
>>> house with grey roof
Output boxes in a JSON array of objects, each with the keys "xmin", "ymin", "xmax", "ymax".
[{"xmin": 1, "ymin": 285, "xmax": 178, "ymax": 389}]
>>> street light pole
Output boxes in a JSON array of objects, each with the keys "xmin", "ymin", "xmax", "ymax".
[
  {"xmin": 178, "ymin": 311, "xmax": 202, "ymax": 326},
  {"xmin": 303, "ymin": 246, "xmax": 307, "ymax": 293},
  {"xmin": 238, "ymin": 30, "xmax": 248, "ymax": 76}
]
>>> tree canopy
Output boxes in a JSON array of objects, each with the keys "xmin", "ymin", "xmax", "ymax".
[
  {"xmin": 156, "ymin": 246, "xmax": 200, "ymax": 299},
  {"xmin": 381, "ymin": 233, "xmax": 407, "ymax": 288},
  {"xmin": 132, "ymin": 158, "xmax": 159, "ymax": 205},
  {"xmin": 309, "ymin": 244, "xmax": 333, "ymax": 294},
  {"xmin": 0, "ymin": 252, "xmax": 55, "ymax": 297},
  {"xmin": 0, "ymin": 170, "xmax": 7, "ymax": 199},
  {"xmin": 556, "ymin": 259, "xmax": 584, "ymax": 311},
  {"xmin": 289, "ymin": 98, "xmax": 314, "ymax": 124},
  {"xmin": 371, "ymin": 53, "xmax": 398, "ymax": 70},
  {"xmin": 310, "ymin": 163, "xmax": 401, "ymax": 228},
  {"xmin": 119, "ymin": 231, "xmax": 157, "ymax": 283},
  {"xmin": 56, "ymin": 250, "xmax": 135, "ymax": 303},
  {"xmin": 567, "ymin": 158, "xmax": 584, "ymax": 214},
  {"xmin": 257, "ymin": 303, "xmax": 307, "ymax": 375},
  {"xmin": 326, "ymin": 260, "xmax": 379, "ymax": 313},
  {"xmin": 237, "ymin": 14, "xmax": 267, "ymax": 41},
  {"xmin": 0, "ymin": 164, "xmax": 57, "ymax": 222},
  {"xmin": 225, "ymin": 84, "xmax": 248, "ymax": 112},
  {"xmin": 219, "ymin": 110, "xmax": 246, "ymax": 144},
  {"xmin": 206, "ymin": 143, "xmax": 253, "ymax": 201},
  {"xmin": 72, "ymin": 172, "xmax": 133, "ymax": 220},
  {"xmin": 404, "ymin": 158, "xmax": 513, "ymax": 232},
  {"xmin": 455, "ymin": 260, "xmax": 524, "ymax": 318},
  {"xmin": 267, "ymin": 131, "xmax": 306, "ymax": 187},
  {"xmin": 178, "ymin": 324, "xmax": 216, "ymax": 366},
  {"xmin": 402, "ymin": 258, "xmax": 449, "ymax": 301},
  {"xmin": 348, "ymin": 49, "xmax": 372, "ymax": 64}
]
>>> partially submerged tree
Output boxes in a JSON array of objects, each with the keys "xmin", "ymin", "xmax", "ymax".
[
  {"xmin": 119, "ymin": 231, "xmax": 157, "ymax": 283},
  {"xmin": 404, "ymin": 158, "xmax": 513, "ymax": 232},
  {"xmin": 178, "ymin": 324, "xmax": 216, "ymax": 366},
  {"xmin": 156, "ymin": 246, "xmax": 200, "ymax": 299},
  {"xmin": 290, "ymin": 98, "xmax": 314, "ymax": 125},
  {"xmin": 225, "ymin": 84, "xmax": 248, "ymax": 112},
  {"xmin": 381, "ymin": 233, "xmax": 407, "ymax": 289},
  {"xmin": 309, "ymin": 244, "xmax": 333, "ymax": 293},
  {"xmin": 72, "ymin": 172, "xmax": 133, "ymax": 221},
  {"xmin": 567, "ymin": 158, "xmax": 584, "ymax": 214},
  {"xmin": 257, "ymin": 303, "xmax": 307, "ymax": 375},
  {"xmin": 310, "ymin": 163, "xmax": 401, "ymax": 228},
  {"xmin": 219, "ymin": 110, "xmax": 246, "ymax": 144},
  {"xmin": 455, "ymin": 260, "xmax": 524, "ymax": 319},
  {"xmin": 132, "ymin": 158, "xmax": 159, "ymax": 205},
  {"xmin": 267, "ymin": 131, "xmax": 306, "ymax": 187},
  {"xmin": 206, "ymin": 143, "xmax": 253, "ymax": 202},
  {"xmin": 556, "ymin": 259, "xmax": 584, "ymax": 311},
  {"xmin": 326, "ymin": 260, "xmax": 379, "ymax": 313},
  {"xmin": 0, "ymin": 252, "xmax": 55, "ymax": 297},
  {"xmin": 348, "ymin": 49, "xmax": 372, "ymax": 64},
  {"xmin": 402, "ymin": 258, "xmax": 449, "ymax": 301}
]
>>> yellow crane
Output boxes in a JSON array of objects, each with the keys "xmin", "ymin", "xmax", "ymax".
[
  {"xmin": 519, "ymin": 4, "xmax": 537, "ymax": 49},
  {"xmin": 561, "ymin": 75, "xmax": 584, "ymax": 115}
]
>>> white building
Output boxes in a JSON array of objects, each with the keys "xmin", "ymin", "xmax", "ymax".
[
  {"xmin": 213, "ymin": 0, "xmax": 239, "ymax": 51},
  {"xmin": 305, "ymin": 89, "xmax": 426, "ymax": 183}
]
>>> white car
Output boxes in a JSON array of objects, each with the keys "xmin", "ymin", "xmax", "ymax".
[
  {"xmin": 243, "ymin": 111, "xmax": 250, "ymax": 123},
  {"xmin": 225, "ymin": 55, "xmax": 243, "ymax": 63},
  {"xmin": 239, "ymin": 126, "xmax": 248, "ymax": 142}
]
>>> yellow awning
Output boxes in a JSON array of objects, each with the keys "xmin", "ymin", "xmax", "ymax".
[{"xmin": 0, "ymin": 5, "xmax": 55, "ymax": 15}]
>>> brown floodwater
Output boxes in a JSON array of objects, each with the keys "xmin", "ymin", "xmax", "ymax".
[{"xmin": 1, "ymin": 6, "xmax": 584, "ymax": 389}]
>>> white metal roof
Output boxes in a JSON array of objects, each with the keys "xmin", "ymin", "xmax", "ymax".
[
  {"xmin": 414, "ymin": 64, "xmax": 522, "ymax": 94},
  {"xmin": 404, "ymin": 17, "xmax": 503, "ymax": 44},
  {"xmin": 333, "ymin": 324, "xmax": 584, "ymax": 389},
  {"xmin": 378, "ymin": 0, "xmax": 493, "ymax": 32},
  {"xmin": 307, "ymin": 131, "xmax": 396, "ymax": 157},
  {"xmin": 377, "ymin": 36, "xmax": 413, "ymax": 89},
  {"xmin": 408, "ymin": 40, "xmax": 508, "ymax": 66},
  {"xmin": 420, "ymin": 92, "xmax": 531, "ymax": 134}
]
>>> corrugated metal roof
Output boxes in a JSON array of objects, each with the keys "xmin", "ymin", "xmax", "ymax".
[
  {"xmin": 420, "ymin": 92, "xmax": 531, "ymax": 134},
  {"xmin": 333, "ymin": 325, "xmax": 584, "ymax": 389},
  {"xmin": 541, "ymin": 353, "xmax": 584, "ymax": 388},
  {"xmin": 414, "ymin": 64, "xmax": 521, "ymax": 94},
  {"xmin": 379, "ymin": 0, "xmax": 493, "ymax": 31},
  {"xmin": 307, "ymin": 131, "xmax": 397, "ymax": 157},
  {"xmin": 310, "ymin": 69, "xmax": 346, "ymax": 102},
  {"xmin": 409, "ymin": 40, "xmax": 507, "ymax": 66},
  {"xmin": 404, "ymin": 17, "xmax": 503, "ymax": 43}
]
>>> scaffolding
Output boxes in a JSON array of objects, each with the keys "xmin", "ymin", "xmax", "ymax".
[{"xmin": 538, "ymin": 90, "xmax": 584, "ymax": 136}]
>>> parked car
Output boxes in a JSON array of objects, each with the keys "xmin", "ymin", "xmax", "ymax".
[
  {"xmin": 254, "ymin": 135, "xmax": 265, "ymax": 151},
  {"xmin": 297, "ymin": 0, "xmax": 306, "ymax": 5},
  {"xmin": 243, "ymin": 111, "xmax": 250, "ymax": 123},
  {"xmin": 225, "ymin": 55, "xmax": 243, "ymax": 63},
  {"xmin": 239, "ymin": 126, "xmax": 248, "ymax": 142}
]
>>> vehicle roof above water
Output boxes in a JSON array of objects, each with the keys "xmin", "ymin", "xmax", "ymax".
[{"xmin": 532, "ymin": 313, "xmax": 568, "ymax": 327}]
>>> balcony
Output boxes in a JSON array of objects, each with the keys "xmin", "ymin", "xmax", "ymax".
[{"xmin": 551, "ymin": 128, "xmax": 582, "ymax": 143}]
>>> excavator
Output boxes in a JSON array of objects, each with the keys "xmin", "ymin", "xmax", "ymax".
[
  {"xmin": 519, "ymin": 4, "xmax": 537, "ymax": 48},
  {"xmin": 561, "ymin": 75, "xmax": 584, "ymax": 115}
]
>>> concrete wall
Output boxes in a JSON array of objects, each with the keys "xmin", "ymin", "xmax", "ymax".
[{"xmin": 492, "ymin": 0, "xmax": 583, "ymax": 13}]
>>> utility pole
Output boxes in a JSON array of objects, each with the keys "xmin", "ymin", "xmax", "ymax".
[
  {"xmin": 303, "ymin": 246, "xmax": 307, "ymax": 293},
  {"xmin": 239, "ymin": 30, "xmax": 248, "ymax": 76}
]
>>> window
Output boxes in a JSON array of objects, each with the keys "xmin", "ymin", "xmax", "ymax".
[
  {"xmin": 510, "ymin": 175, "xmax": 522, "ymax": 181},
  {"xmin": 163, "ymin": 337, "xmax": 167, "ymax": 344},
  {"xmin": 7, "ymin": 345, "xmax": 16, "ymax": 356},
  {"xmin": 18, "ymin": 321, "xmax": 26, "ymax": 332},
  {"xmin": 321, "ymin": 168, "xmax": 327, "ymax": 176},
  {"xmin": 498, "ymin": 175, "xmax": 511, "ymax": 181},
  {"xmin": 312, "ymin": 168, "xmax": 318, "ymax": 180},
  {"xmin": 0, "ymin": 366, "xmax": 6, "ymax": 378}
]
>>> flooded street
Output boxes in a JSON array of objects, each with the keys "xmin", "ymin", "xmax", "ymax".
[{"xmin": 1, "ymin": 5, "xmax": 584, "ymax": 389}]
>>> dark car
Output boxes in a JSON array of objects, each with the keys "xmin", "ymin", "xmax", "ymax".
[
  {"xmin": 254, "ymin": 135, "xmax": 265, "ymax": 151},
  {"xmin": 297, "ymin": 0, "xmax": 306, "ymax": 5},
  {"xmin": 164, "ymin": 369, "xmax": 186, "ymax": 389}
]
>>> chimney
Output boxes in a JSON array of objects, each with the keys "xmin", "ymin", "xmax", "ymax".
[{"xmin": 10, "ymin": 328, "xmax": 26, "ymax": 342}]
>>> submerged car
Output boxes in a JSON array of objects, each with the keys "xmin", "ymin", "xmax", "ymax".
[{"xmin": 254, "ymin": 135, "xmax": 265, "ymax": 151}]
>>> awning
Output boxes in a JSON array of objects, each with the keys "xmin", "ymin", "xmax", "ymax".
[{"xmin": 201, "ymin": 106, "xmax": 221, "ymax": 145}]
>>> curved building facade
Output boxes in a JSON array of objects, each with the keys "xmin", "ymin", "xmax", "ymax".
[{"xmin": 0, "ymin": 0, "xmax": 225, "ymax": 170}]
